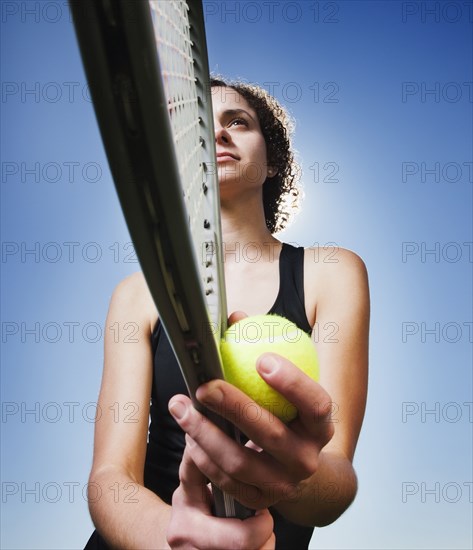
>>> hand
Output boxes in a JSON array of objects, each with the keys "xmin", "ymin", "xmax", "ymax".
[
  {"xmin": 166, "ymin": 446, "xmax": 275, "ymax": 550},
  {"xmin": 168, "ymin": 324, "xmax": 334, "ymax": 511}
]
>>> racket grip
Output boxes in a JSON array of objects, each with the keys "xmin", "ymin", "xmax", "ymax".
[
  {"xmin": 212, "ymin": 484, "xmax": 255, "ymax": 520},
  {"xmin": 202, "ymin": 411, "xmax": 256, "ymax": 519}
]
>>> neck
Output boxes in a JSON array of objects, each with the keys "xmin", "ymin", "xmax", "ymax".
[{"xmin": 220, "ymin": 190, "xmax": 280, "ymax": 265}]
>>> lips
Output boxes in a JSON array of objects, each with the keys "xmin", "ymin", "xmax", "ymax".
[{"xmin": 216, "ymin": 151, "xmax": 238, "ymax": 162}]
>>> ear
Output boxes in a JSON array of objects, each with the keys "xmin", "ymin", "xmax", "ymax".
[{"xmin": 267, "ymin": 166, "xmax": 278, "ymax": 178}]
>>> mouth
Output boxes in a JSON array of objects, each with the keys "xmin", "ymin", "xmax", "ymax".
[{"xmin": 216, "ymin": 152, "xmax": 239, "ymax": 162}]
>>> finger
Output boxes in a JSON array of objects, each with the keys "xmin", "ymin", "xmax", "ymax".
[
  {"xmin": 259, "ymin": 532, "xmax": 276, "ymax": 550},
  {"xmin": 186, "ymin": 435, "xmax": 280, "ymax": 509},
  {"xmin": 176, "ymin": 446, "xmax": 212, "ymax": 513},
  {"xmin": 228, "ymin": 310, "xmax": 248, "ymax": 325},
  {"xmin": 256, "ymin": 353, "xmax": 334, "ymax": 442},
  {"xmin": 170, "ymin": 396, "xmax": 287, "ymax": 502},
  {"xmin": 195, "ymin": 379, "xmax": 308, "ymax": 470},
  {"xmin": 168, "ymin": 499, "xmax": 274, "ymax": 550},
  {"xmin": 194, "ymin": 509, "xmax": 274, "ymax": 550}
]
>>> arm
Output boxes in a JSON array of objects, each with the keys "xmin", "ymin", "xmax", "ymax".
[
  {"xmin": 169, "ymin": 249, "xmax": 369, "ymax": 527},
  {"xmin": 87, "ymin": 272, "xmax": 172, "ymax": 549},
  {"xmin": 274, "ymin": 247, "xmax": 370, "ymax": 525},
  {"xmin": 88, "ymin": 273, "xmax": 276, "ymax": 549}
]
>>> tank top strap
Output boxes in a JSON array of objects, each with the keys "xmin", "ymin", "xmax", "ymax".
[
  {"xmin": 150, "ymin": 242, "xmax": 313, "ymax": 351},
  {"xmin": 268, "ymin": 243, "xmax": 312, "ymax": 335},
  {"xmin": 151, "ymin": 317, "xmax": 161, "ymax": 356}
]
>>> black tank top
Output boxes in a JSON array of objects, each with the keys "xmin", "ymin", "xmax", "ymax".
[{"xmin": 85, "ymin": 243, "xmax": 314, "ymax": 550}]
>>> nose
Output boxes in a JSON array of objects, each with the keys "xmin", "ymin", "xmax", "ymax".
[{"xmin": 214, "ymin": 125, "xmax": 230, "ymax": 145}]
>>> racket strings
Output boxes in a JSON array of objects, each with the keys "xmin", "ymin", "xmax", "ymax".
[
  {"xmin": 150, "ymin": 0, "xmax": 207, "ymax": 239},
  {"xmin": 150, "ymin": 0, "xmax": 222, "ymax": 326}
]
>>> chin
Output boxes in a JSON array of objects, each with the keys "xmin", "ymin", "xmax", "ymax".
[{"xmin": 216, "ymin": 169, "xmax": 239, "ymax": 186}]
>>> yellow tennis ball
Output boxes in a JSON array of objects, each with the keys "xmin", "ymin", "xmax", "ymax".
[{"xmin": 220, "ymin": 314, "xmax": 319, "ymax": 423}]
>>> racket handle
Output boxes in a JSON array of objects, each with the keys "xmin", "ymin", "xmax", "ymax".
[
  {"xmin": 213, "ymin": 427, "xmax": 255, "ymax": 519},
  {"xmin": 202, "ymin": 411, "xmax": 256, "ymax": 519},
  {"xmin": 212, "ymin": 484, "xmax": 255, "ymax": 519}
]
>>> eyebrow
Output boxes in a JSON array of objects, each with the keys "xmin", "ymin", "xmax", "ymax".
[{"xmin": 221, "ymin": 108, "xmax": 257, "ymax": 123}]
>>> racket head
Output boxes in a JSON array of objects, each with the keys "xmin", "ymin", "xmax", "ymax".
[
  {"xmin": 71, "ymin": 0, "xmax": 253, "ymax": 520},
  {"xmin": 71, "ymin": 0, "xmax": 227, "ymax": 396},
  {"xmin": 149, "ymin": 0, "xmax": 228, "ymax": 338}
]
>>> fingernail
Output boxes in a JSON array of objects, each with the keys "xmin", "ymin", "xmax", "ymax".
[
  {"xmin": 169, "ymin": 400, "xmax": 188, "ymax": 420},
  {"xmin": 258, "ymin": 354, "xmax": 280, "ymax": 376},
  {"xmin": 197, "ymin": 383, "xmax": 223, "ymax": 405}
]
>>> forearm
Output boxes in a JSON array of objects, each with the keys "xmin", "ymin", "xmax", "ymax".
[
  {"xmin": 88, "ymin": 466, "xmax": 172, "ymax": 549},
  {"xmin": 273, "ymin": 451, "xmax": 358, "ymax": 527}
]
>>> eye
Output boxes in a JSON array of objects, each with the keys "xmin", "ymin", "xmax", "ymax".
[{"xmin": 229, "ymin": 118, "xmax": 248, "ymax": 128}]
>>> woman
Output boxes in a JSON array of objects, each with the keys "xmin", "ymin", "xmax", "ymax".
[{"xmin": 85, "ymin": 78, "xmax": 370, "ymax": 549}]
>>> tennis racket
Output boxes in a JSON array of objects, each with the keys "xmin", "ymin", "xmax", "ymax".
[{"xmin": 70, "ymin": 0, "xmax": 253, "ymax": 519}]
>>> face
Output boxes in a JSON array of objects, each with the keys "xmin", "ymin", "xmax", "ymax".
[{"xmin": 211, "ymin": 86, "xmax": 270, "ymax": 193}]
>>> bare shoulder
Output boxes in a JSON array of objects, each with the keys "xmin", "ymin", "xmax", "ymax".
[
  {"xmin": 109, "ymin": 271, "xmax": 158, "ymax": 334},
  {"xmin": 305, "ymin": 245, "xmax": 368, "ymax": 281},
  {"xmin": 304, "ymin": 246, "xmax": 369, "ymax": 318}
]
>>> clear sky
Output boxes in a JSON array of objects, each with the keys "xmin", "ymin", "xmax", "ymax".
[{"xmin": 1, "ymin": 1, "xmax": 472, "ymax": 548}]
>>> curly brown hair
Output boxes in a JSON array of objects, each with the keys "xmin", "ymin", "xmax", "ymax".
[{"xmin": 210, "ymin": 77, "xmax": 300, "ymax": 234}]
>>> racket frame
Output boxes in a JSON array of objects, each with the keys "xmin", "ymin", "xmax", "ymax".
[{"xmin": 70, "ymin": 0, "xmax": 253, "ymax": 519}]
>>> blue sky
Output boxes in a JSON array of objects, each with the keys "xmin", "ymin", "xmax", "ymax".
[{"xmin": 1, "ymin": 1, "xmax": 472, "ymax": 548}]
